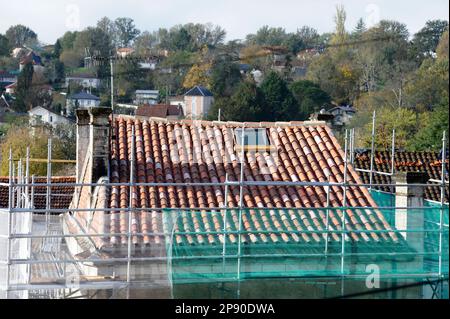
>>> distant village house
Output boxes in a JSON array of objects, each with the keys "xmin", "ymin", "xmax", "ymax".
[{"xmin": 184, "ymin": 86, "xmax": 214, "ymax": 119}]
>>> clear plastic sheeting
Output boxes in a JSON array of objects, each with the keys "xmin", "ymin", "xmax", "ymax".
[{"xmin": 0, "ymin": 209, "xmax": 32, "ymax": 291}]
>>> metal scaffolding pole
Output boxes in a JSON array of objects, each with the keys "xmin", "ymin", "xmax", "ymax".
[
  {"xmin": 6, "ymin": 148, "xmax": 13, "ymax": 294},
  {"xmin": 237, "ymin": 124, "xmax": 246, "ymax": 298},
  {"xmin": 369, "ymin": 111, "xmax": 376, "ymax": 191},
  {"xmin": 350, "ymin": 128, "xmax": 356, "ymax": 164},
  {"xmin": 222, "ymin": 173, "xmax": 229, "ymax": 278},
  {"xmin": 324, "ymin": 176, "xmax": 331, "ymax": 254},
  {"xmin": 126, "ymin": 125, "xmax": 136, "ymax": 297},
  {"xmin": 45, "ymin": 139, "xmax": 52, "ymax": 234},
  {"xmin": 341, "ymin": 130, "xmax": 349, "ymax": 272},
  {"xmin": 25, "ymin": 148, "xmax": 30, "ymax": 203},
  {"xmin": 390, "ymin": 129, "xmax": 396, "ymax": 175},
  {"xmin": 341, "ymin": 130, "xmax": 349, "ymax": 297},
  {"xmin": 438, "ymin": 131, "xmax": 447, "ymax": 278}
]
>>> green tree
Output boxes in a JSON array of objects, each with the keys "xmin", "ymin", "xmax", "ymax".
[
  {"xmin": 307, "ymin": 51, "xmax": 360, "ymax": 105},
  {"xmin": 5, "ymin": 25, "xmax": 37, "ymax": 47},
  {"xmin": 352, "ymin": 18, "xmax": 367, "ymax": 39},
  {"xmin": 290, "ymin": 80, "xmax": 331, "ymax": 120},
  {"xmin": 97, "ymin": 17, "xmax": 117, "ymax": 46},
  {"xmin": 307, "ymin": 5, "xmax": 361, "ymax": 104},
  {"xmin": 331, "ymin": 4, "xmax": 348, "ymax": 46},
  {"xmin": 409, "ymin": 99, "xmax": 449, "ymax": 150},
  {"xmin": 208, "ymin": 80, "xmax": 265, "ymax": 121},
  {"xmin": 15, "ymin": 63, "xmax": 34, "ymax": 112},
  {"xmin": 134, "ymin": 31, "xmax": 157, "ymax": 55},
  {"xmin": 59, "ymin": 31, "xmax": 78, "ymax": 51},
  {"xmin": 172, "ymin": 27, "xmax": 193, "ymax": 51},
  {"xmin": 210, "ymin": 57, "xmax": 242, "ymax": 97},
  {"xmin": 0, "ymin": 127, "xmax": 68, "ymax": 176},
  {"xmin": 359, "ymin": 107, "xmax": 416, "ymax": 149},
  {"xmin": 73, "ymin": 27, "xmax": 113, "ymax": 57},
  {"xmin": 260, "ymin": 71, "xmax": 298, "ymax": 121},
  {"xmin": 114, "ymin": 17, "xmax": 141, "ymax": 47},
  {"xmin": 246, "ymin": 26, "xmax": 288, "ymax": 46},
  {"xmin": 54, "ymin": 39, "xmax": 62, "ymax": 58},
  {"xmin": 0, "ymin": 34, "xmax": 10, "ymax": 56},
  {"xmin": 115, "ymin": 57, "xmax": 150, "ymax": 102},
  {"xmin": 411, "ymin": 20, "xmax": 449, "ymax": 62},
  {"xmin": 405, "ymin": 57, "xmax": 449, "ymax": 112},
  {"xmin": 436, "ymin": 29, "xmax": 449, "ymax": 60}
]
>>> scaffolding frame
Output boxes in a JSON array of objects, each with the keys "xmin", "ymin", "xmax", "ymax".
[{"xmin": 0, "ymin": 125, "xmax": 448, "ymax": 299}]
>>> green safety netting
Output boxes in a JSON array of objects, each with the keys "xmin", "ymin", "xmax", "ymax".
[{"xmin": 163, "ymin": 191, "xmax": 449, "ymax": 284}]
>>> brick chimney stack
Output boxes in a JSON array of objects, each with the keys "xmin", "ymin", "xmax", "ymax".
[{"xmin": 76, "ymin": 107, "xmax": 112, "ymax": 186}]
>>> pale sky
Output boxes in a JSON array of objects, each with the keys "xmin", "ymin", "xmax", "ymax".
[{"xmin": 1, "ymin": 0, "xmax": 449, "ymax": 44}]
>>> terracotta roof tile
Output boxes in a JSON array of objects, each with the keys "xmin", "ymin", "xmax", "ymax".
[
  {"xmin": 73, "ymin": 118, "xmax": 401, "ymax": 249},
  {"xmin": 0, "ymin": 176, "xmax": 75, "ymax": 211},
  {"xmin": 354, "ymin": 151, "xmax": 449, "ymax": 203}
]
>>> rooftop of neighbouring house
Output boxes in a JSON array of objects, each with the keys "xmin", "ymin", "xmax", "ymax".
[
  {"xmin": 184, "ymin": 86, "xmax": 213, "ymax": 97},
  {"xmin": 68, "ymin": 115, "xmax": 401, "ymax": 252},
  {"xmin": 69, "ymin": 92, "xmax": 100, "ymax": 100},
  {"xmin": 0, "ymin": 176, "xmax": 75, "ymax": 210},
  {"xmin": 135, "ymin": 104, "xmax": 183, "ymax": 118},
  {"xmin": 354, "ymin": 150, "xmax": 449, "ymax": 203},
  {"xmin": 328, "ymin": 106, "xmax": 356, "ymax": 113}
]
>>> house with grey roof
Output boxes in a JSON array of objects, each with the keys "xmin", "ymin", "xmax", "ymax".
[
  {"xmin": 66, "ymin": 92, "xmax": 101, "ymax": 117},
  {"xmin": 184, "ymin": 86, "xmax": 214, "ymax": 119}
]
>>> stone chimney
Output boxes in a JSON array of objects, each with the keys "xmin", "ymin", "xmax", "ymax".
[
  {"xmin": 76, "ymin": 107, "xmax": 112, "ymax": 186},
  {"xmin": 394, "ymin": 171, "xmax": 429, "ymax": 249}
]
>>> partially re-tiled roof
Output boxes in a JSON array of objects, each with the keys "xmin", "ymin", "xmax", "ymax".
[
  {"xmin": 71, "ymin": 117, "xmax": 401, "ymax": 251},
  {"xmin": 354, "ymin": 150, "xmax": 449, "ymax": 203},
  {"xmin": 0, "ymin": 176, "xmax": 75, "ymax": 210}
]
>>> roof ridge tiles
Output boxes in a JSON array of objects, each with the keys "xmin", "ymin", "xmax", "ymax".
[{"xmin": 115, "ymin": 114, "xmax": 333, "ymax": 129}]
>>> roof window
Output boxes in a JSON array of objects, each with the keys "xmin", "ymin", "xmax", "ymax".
[{"xmin": 235, "ymin": 128, "xmax": 271, "ymax": 152}]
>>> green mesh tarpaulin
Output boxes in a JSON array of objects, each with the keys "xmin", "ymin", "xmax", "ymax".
[{"xmin": 163, "ymin": 191, "xmax": 449, "ymax": 284}]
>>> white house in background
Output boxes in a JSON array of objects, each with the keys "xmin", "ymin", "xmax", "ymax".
[
  {"xmin": 0, "ymin": 71, "xmax": 17, "ymax": 84},
  {"xmin": 66, "ymin": 74, "xmax": 101, "ymax": 89},
  {"xmin": 134, "ymin": 90, "xmax": 159, "ymax": 105},
  {"xmin": 251, "ymin": 69, "xmax": 263, "ymax": 85},
  {"xmin": 329, "ymin": 105, "xmax": 356, "ymax": 127},
  {"xmin": 139, "ymin": 61, "xmax": 157, "ymax": 70},
  {"xmin": 66, "ymin": 92, "xmax": 101, "ymax": 116},
  {"xmin": 184, "ymin": 86, "xmax": 214, "ymax": 119},
  {"xmin": 28, "ymin": 106, "xmax": 72, "ymax": 128},
  {"xmin": 5, "ymin": 82, "xmax": 17, "ymax": 95}
]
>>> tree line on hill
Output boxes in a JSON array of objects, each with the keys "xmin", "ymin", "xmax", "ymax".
[{"xmin": 0, "ymin": 5, "xmax": 448, "ymax": 153}]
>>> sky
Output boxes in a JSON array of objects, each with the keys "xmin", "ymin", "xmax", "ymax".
[{"xmin": 0, "ymin": 0, "xmax": 449, "ymax": 45}]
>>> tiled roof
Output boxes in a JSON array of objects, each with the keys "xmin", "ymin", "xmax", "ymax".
[
  {"xmin": 185, "ymin": 86, "xmax": 213, "ymax": 97},
  {"xmin": 354, "ymin": 151, "xmax": 449, "ymax": 203},
  {"xmin": 76, "ymin": 117, "xmax": 399, "ymax": 249},
  {"xmin": 69, "ymin": 92, "xmax": 100, "ymax": 100},
  {"xmin": 0, "ymin": 176, "xmax": 75, "ymax": 210},
  {"xmin": 136, "ymin": 104, "xmax": 183, "ymax": 118}
]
